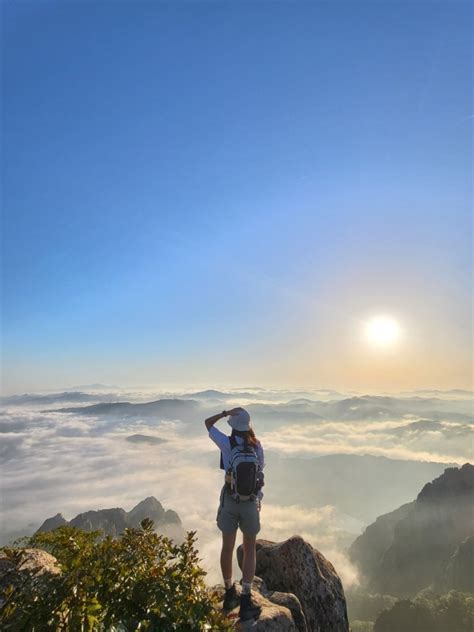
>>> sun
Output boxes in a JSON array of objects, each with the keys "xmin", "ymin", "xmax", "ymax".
[{"xmin": 365, "ymin": 316, "xmax": 401, "ymax": 347}]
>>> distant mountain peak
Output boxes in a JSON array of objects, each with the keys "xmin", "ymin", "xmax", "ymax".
[
  {"xmin": 36, "ymin": 513, "xmax": 68, "ymax": 533},
  {"xmin": 417, "ymin": 462, "xmax": 474, "ymax": 503},
  {"xmin": 36, "ymin": 497, "xmax": 182, "ymax": 538},
  {"xmin": 130, "ymin": 496, "xmax": 164, "ymax": 512}
]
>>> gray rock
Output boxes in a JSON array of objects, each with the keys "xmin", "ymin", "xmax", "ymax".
[
  {"xmin": 256, "ymin": 577, "xmax": 308, "ymax": 632},
  {"xmin": 0, "ymin": 548, "xmax": 61, "ymax": 608},
  {"xmin": 238, "ymin": 536, "xmax": 349, "ymax": 632},
  {"xmin": 212, "ymin": 577, "xmax": 304, "ymax": 631}
]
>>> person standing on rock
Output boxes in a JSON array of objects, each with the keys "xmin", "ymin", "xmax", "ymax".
[{"xmin": 205, "ymin": 407, "xmax": 264, "ymax": 621}]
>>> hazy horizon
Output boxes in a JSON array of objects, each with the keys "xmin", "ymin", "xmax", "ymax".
[{"xmin": 2, "ymin": 381, "xmax": 473, "ymax": 398}]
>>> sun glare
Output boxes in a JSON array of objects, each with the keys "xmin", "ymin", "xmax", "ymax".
[{"xmin": 365, "ymin": 316, "xmax": 401, "ymax": 347}]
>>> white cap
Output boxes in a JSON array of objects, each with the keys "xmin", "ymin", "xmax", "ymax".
[{"xmin": 227, "ymin": 408, "xmax": 251, "ymax": 431}]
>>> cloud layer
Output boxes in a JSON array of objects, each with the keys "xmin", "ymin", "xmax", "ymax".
[{"xmin": 1, "ymin": 387, "xmax": 472, "ymax": 588}]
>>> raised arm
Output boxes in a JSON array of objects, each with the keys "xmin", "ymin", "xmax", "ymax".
[
  {"xmin": 205, "ymin": 410, "xmax": 227, "ymax": 430},
  {"xmin": 204, "ymin": 407, "xmax": 242, "ymax": 430}
]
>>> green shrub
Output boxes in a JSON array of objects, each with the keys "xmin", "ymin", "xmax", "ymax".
[{"xmin": 1, "ymin": 519, "xmax": 232, "ymax": 631}]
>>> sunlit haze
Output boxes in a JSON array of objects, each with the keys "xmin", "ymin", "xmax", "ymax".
[{"xmin": 365, "ymin": 316, "xmax": 401, "ymax": 348}]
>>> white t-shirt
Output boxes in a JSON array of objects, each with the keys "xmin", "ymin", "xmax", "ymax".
[{"xmin": 208, "ymin": 425, "xmax": 265, "ymax": 472}]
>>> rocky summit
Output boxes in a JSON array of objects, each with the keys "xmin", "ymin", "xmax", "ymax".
[
  {"xmin": 236, "ymin": 536, "xmax": 349, "ymax": 632},
  {"xmin": 213, "ymin": 577, "xmax": 306, "ymax": 631}
]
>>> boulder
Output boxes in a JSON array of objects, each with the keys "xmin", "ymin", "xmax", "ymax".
[
  {"xmin": 237, "ymin": 536, "xmax": 349, "ymax": 632},
  {"xmin": 256, "ymin": 578, "xmax": 308, "ymax": 632},
  {"xmin": 213, "ymin": 577, "xmax": 306, "ymax": 631},
  {"xmin": 0, "ymin": 548, "xmax": 61, "ymax": 608}
]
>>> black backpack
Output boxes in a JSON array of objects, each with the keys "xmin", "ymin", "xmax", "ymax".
[{"xmin": 227, "ymin": 435, "xmax": 259, "ymax": 498}]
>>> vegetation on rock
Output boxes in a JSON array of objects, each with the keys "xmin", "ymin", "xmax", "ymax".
[{"xmin": 0, "ymin": 519, "xmax": 232, "ymax": 631}]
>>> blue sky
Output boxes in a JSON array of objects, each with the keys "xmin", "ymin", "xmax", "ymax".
[{"xmin": 2, "ymin": 1, "xmax": 472, "ymax": 393}]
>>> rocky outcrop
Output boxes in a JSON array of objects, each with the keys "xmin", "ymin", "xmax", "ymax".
[
  {"xmin": 213, "ymin": 577, "xmax": 306, "ymax": 631},
  {"xmin": 2, "ymin": 549, "xmax": 304, "ymax": 631},
  {"xmin": 0, "ymin": 548, "xmax": 61, "ymax": 607},
  {"xmin": 36, "ymin": 496, "xmax": 183, "ymax": 540},
  {"xmin": 2, "ymin": 536, "xmax": 347, "ymax": 631},
  {"xmin": 237, "ymin": 536, "xmax": 349, "ymax": 632}
]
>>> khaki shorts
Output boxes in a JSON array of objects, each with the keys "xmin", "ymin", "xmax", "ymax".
[{"xmin": 216, "ymin": 486, "xmax": 261, "ymax": 536}]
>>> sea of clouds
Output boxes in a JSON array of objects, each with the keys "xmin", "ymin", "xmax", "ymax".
[{"xmin": 0, "ymin": 386, "xmax": 472, "ymax": 587}]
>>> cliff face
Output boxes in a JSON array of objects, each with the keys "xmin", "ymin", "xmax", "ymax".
[
  {"xmin": 349, "ymin": 501, "xmax": 414, "ymax": 583},
  {"xmin": 36, "ymin": 496, "xmax": 183, "ymax": 540},
  {"xmin": 349, "ymin": 463, "xmax": 474, "ymax": 597},
  {"xmin": 441, "ymin": 534, "xmax": 474, "ymax": 593}
]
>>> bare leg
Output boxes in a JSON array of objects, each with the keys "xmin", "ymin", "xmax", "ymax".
[
  {"xmin": 220, "ymin": 531, "xmax": 237, "ymax": 582},
  {"xmin": 242, "ymin": 533, "xmax": 257, "ymax": 584}
]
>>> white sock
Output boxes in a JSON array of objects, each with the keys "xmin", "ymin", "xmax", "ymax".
[
  {"xmin": 242, "ymin": 581, "xmax": 252, "ymax": 595},
  {"xmin": 224, "ymin": 578, "xmax": 233, "ymax": 589}
]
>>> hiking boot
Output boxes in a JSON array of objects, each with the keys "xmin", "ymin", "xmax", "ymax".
[
  {"xmin": 239, "ymin": 592, "xmax": 262, "ymax": 621},
  {"xmin": 223, "ymin": 583, "xmax": 239, "ymax": 611}
]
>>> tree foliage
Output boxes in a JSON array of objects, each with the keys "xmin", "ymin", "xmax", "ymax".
[
  {"xmin": 0, "ymin": 519, "xmax": 233, "ymax": 631},
  {"xmin": 373, "ymin": 591, "xmax": 474, "ymax": 632},
  {"xmin": 346, "ymin": 588, "xmax": 397, "ymax": 622}
]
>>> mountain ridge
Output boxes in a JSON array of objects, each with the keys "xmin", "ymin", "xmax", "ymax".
[
  {"xmin": 36, "ymin": 496, "xmax": 183, "ymax": 540},
  {"xmin": 349, "ymin": 463, "xmax": 474, "ymax": 596}
]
